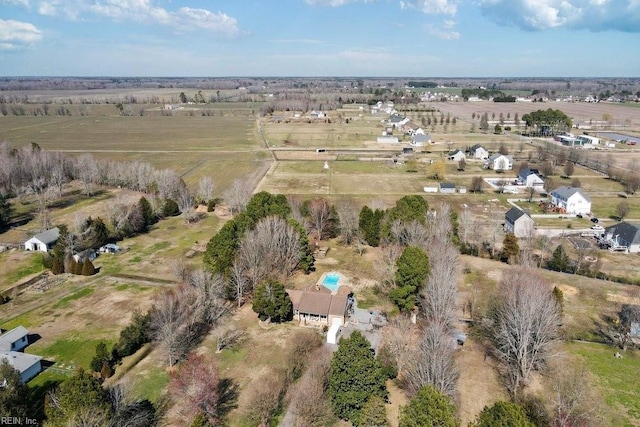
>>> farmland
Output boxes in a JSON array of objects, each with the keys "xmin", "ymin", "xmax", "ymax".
[{"xmin": 2, "ymin": 84, "xmax": 640, "ymax": 426}]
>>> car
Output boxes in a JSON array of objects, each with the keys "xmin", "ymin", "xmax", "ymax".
[
  {"xmin": 591, "ymin": 224, "xmax": 604, "ymax": 231},
  {"xmin": 591, "ymin": 217, "xmax": 599, "ymax": 223},
  {"xmin": 576, "ymin": 214, "xmax": 583, "ymax": 218}
]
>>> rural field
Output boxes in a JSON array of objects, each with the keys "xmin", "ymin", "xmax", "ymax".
[{"xmin": 2, "ymin": 90, "xmax": 640, "ymax": 426}]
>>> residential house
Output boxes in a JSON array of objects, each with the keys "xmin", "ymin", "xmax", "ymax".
[
  {"xmin": 309, "ymin": 110, "xmax": 325, "ymax": 119},
  {"xmin": 73, "ymin": 248, "xmax": 97, "ymax": 263},
  {"xmin": 602, "ymin": 222, "xmax": 640, "ymax": 253},
  {"xmin": 504, "ymin": 207, "xmax": 535, "ymax": 238},
  {"xmin": 469, "ymin": 144, "xmax": 489, "ymax": 160},
  {"xmin": 388, "ymin": 114, "xmax": 410, "ymax": 129},
  {"xmin": 485, "ymin": 154, "xmax": 513, "ymax": 171},
  {"xmin": 24, "ymin": 227, "xmax": 60, "ymax": 252},
  {"xmin": 440, "ymin": 182, "xmax": 456, "ymax": 194},
  {"xmin": 0, "ymin": 326, "xmax": 30, "ymax": 352},
  {"xmin": 410, "ymin": 133, "xmax": 431, "ymax": 147},
  {"xmin": 518, "ymin": 167, "xmax": 545, "ymax": 188},
  {"xmin": 0, "ymin": 326, "xmax": 42, "ymax": 383},
  {"xmin": 577, "ymin": 135, "xmax": 600, "ymax": 146},
  {"xmin": 447, "ymin": 149, "xmax": 466, "ymax": 162},
  {"xmin": 286, "ymin": 289, "xmax": 350, "ymax": 327},
  {"xmin": 550, "ymin": 186, "xmax": 591, "ymax": 215},
  {"xmin": 620, "ymin": 305, "xmax": 640, "ymax": 337},
  {"xmin": 99, "ymin": 243, "xmax": 121, "ymax": 254},
  {"xmin": 0, "ymin": 352, "xmax": 42, "ymax": 383}
]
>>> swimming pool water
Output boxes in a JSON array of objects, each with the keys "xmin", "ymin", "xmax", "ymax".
[{"xmin": 322, "ymin": 273, "xmax": 340, "ymax": 292}]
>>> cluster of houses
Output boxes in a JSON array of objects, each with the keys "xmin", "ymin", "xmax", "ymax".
[
  {"xmin": 377, "ymin": 113, "xmax": 432, "ymax": 146},
  {"xmin": 22, "ymin": 226, "xmax": 120, "ymax": 255},
  {"xmin": 0, "ymin": 326, "xmax": 42, "ymax": 383}
]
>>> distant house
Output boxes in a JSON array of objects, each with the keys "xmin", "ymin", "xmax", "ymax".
[
  {"xmin": 518, "ymin": 167, "xmax": 545, "ymax": 188},
  {"xmin": 410, "ymin": 133, "xmax": 431, "ymax": 146},
  {"xmin": 24, "ymin": 227, "xmax": 60, "ymax": 252},
  {"xmin": 469, "ymin": 144, "xmax": 489, "ymax": 160},
  {"xmin": 447, "ymin": 149, "xmax": 466, "ymax": 162},
  {"xmin": 440, "ymin": 182, "xmax": 456, "ymax": 194},
  {"xmin": 286, "ymin": 289, "xmax": 350, "ymax": 327},
  {"xmin": 309, "ymin": 110, "xmax": 326, "ymax": 119},
  {"xmin": 485, "ymin": 154, "xmax": 513, "ymax": 171},
  {"xmin": 99, "ymin": 243, "xmax": 121, "ymax": 254},
  {"xmin": 550, "ymin": 186, "xmax": 591, "ymax": 215},
  {"xmin": 577, "ymin": 135, "xmax": 600, "ymax": 146},
  {"xmin": 602, "ymin": 222, "xmax": 640, "ymax": 253},
  {"xmin": 0, "ymin": 326, "xmax": 30, "ymax": 352},
  {"xmin": 620, "ymin": 305, "xmax": 640, "ymax": 337},
  {"xmin": 388, "ymin": 114, "xmax": 410, "ymax": 129},
  {"xmin": 0, "ymin": 326, "xmax": 41, "ymax": 383},
  {"xmin": 73, "ymin": 248, "xmax": 97, "ymax": 263},
  {"xmin": 504, "ymin": 207, "xmax": 535, "ymax": 238}
]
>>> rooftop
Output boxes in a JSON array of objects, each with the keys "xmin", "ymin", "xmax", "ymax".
[{"xmin": 0, "ymin": 326, "xmax": 29, "ymax": 351}]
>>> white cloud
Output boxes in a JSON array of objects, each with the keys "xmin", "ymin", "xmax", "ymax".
[
  {"xmin": 479, "ymin": 0, "xmax": 640, "ymax": 32},
  {"xmin": 33, "ymin": 0, "xmax": 241, "ymax": 36},
  {"xmin": 424, "ymin": 19, "xmax": 460, "ymax": 39},
  {"xmin": 0, "ymin": 0, "xmax": 31, "ymax": 7},
  {"xmin": 400, "ymin": 0, "xmax": 458, "ymax": 15},
  {"xmin": 0, "ymin": 18, "xmax": 42, "ymax": 50}
]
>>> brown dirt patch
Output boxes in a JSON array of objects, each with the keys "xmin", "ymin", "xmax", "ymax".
[
  {"xmin": 607, "ymin": 292, "xmax": 640, "ymax": 306},
  {"xmin": 386, "ymin": 379, "xmax": 409, "ymax": 427},
  {"xmin": 558, "ymin": 284, "xmax": 579, "ymax": 297}
]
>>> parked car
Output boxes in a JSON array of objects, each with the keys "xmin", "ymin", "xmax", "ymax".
[
  {"xmin": 591, "ymin": 224, "xmax": 604, "ymax": 231},
  {"xmin": 591, "ymin": 217, "xmax": 599, "ymax": 223}
]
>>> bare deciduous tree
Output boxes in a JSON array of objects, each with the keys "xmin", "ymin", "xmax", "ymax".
[
  {"xmin": 405, "ymin": 321, "xmax": 459, "ymax": 398},
  {"xmin": 223, "ymin": 179, "xmax": 253, "ymax": 215},
  {"xmin": 286, "ymin": 348, "xmax": 333, "ymax": 427},
  {"xmin": 380, "ymin": 315, "xmax": 414, "ymax": 373},
  {"xmin": 197, "ymin": 176, "xmax": 215, "ymax": 203},
  {"xmin": 246, "ymin": 369, "xmax": 287, "ymax": 426},
  {"xmin": 492, "ymin": 267, "xmax": 562, "ymax": 396},
  {"xmin": 213, "ymin": 325, "xmax": 245, "ymax": 353},
  {"xmin": 235, "ymin": 215, "xmax": 303, "ymax": 290},
  {"xmin": 335, "ymin": 198, "xmax": 359, "ymax": 245},
  {"xmin": 374, "ymin": 243, "xmax": 402, "ymax": 290},
  {"xmin": 549, "ymin": 362, "xmax": 602, "ymax": 427},
  {"xmin": 307, "ymin": 198, "xmax": 334, "ymax": 240},
  {"xmin": 420, "ymin": 239, "xmax": 459, "ymax": 330}
]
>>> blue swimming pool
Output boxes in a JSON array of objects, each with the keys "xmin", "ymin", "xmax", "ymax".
[{"xmin": 322, "ymin": 273, "xmax": 341, "ymax": 292}]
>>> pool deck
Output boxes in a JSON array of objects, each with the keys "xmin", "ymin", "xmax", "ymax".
[{"xmin": 314, "ymin": 271, "xmax": 350, "ymax": 295}]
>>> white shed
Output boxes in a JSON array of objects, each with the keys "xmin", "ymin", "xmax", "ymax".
[
  {"xmin": 24, "ymin": 227, "xmax": 60, "ymax": 252},
  {"xmin": 326, "ymin": 318, "xmax": 342, "ymax": 345}
]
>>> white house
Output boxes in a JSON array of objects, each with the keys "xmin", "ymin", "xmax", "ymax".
[
  {"xmin": 485, "ymin": 154, "xmax": 513, "ymax": 171},
  {"xmin": 440, "ymin": 182, "xmax": 456, "ymax": 194},
  {"xmin": 602, "ymin": 222, "xmax": 640, "ymax": 253},
  {"xmin": 388, "ymin": 114, "xmax": 410, "ymax": 129},
  {"xmin": 410, "ymin": 133, "xmax": 431, "ymax": 147},
  {"xmin": 518, "ymin": 167, "xmax": 545, "ymax": 188},
  {"xmin": 504, "ymin": 207, "xmax": 535, "ymax": 238},
  {"xmin": 24, "ymin": 227, "xmax": 60, "ymax": 252},
  {"xmin": 0, "ymin": 326, "xmax": 30, "ymax": 352},
  {"xmin": 550, "ymin": 186, "xmax": 592, "ymax": 215},
  {"xmin": 0, "ymin": 326, "xmax": 42, "ymax": 383},
  {"xmin": 469, "ymin": 144, "xmax": 489, "ymax": 160},
  {"xmin": 447, "ymin": 149, "xmax": 466, "ymax": 162}
]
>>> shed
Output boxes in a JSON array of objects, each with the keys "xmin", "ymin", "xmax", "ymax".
[
  {"xmin": 440, "ymin": 182, "xmax": 456, "ymax": 194},
  {"xmin": 24, "ymin": 227, "xmax": 60, "ymax": 252}
]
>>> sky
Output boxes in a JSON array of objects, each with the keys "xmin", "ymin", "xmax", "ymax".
[{"xmin": 0, "ymin": 0, "xmax": 639, "ymax": 77}]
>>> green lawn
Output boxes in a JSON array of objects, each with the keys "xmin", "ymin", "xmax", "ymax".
[
  {"xmin": 567, "ymin": 341, "xmax": 640, "ymax": 425},
  {"xmin": 32, "ymin": 337, "xmax": 115, "ymax": 370},
  {"xmin": 0, "ymin": 252, "xmax": 46, "ymax": 291},
  {"xmin": 52, "ymin": 287, "xmax": 95, "ymax": 309}
]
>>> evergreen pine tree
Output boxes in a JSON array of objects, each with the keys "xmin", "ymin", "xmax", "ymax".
[{"xmin": 82, "ymin": 258, "xmax": 96, "ymax": 276}]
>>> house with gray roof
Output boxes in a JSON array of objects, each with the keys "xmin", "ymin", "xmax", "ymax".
[
  {"xmin": 0, "ymin": 326, "xmax": 30, "ymax": 352},
  {"xmin": 485, "ymin": 154, "xmax": 513, "ymax": 171},
  {"xmin": 410, "ymin": 133, "xmax": 431, "ymax": 146},
  {"xmin": 440, "ymin": 182, "xmax": 456, "ymax": 194},
  {"xmin": 447, "ymin": 149, "xmax": 466, "ymax": 162},
  {"xmin": 0, "ymin": 326, "xmax": 42, "ymax": 383},
  {"xmin": 469, "ymin": 144, "xmax": 489, "ymax": 160},
  {"xmin": 518, "ymin": 167, "xmax": 545, "ymax": 188},
  {"xmin": 603, "ymin": 222, "xmax": 640, "ymax": 253},
  {"xmin": 504, "ymin": 207, "xmax": 535, "ymax": 238},
  {"xmin": 550, "ymin": 186, "xmax": 591, "ymax": 215},
  {"xmin": 24, "ymin": 227, "xmax": 60, "ymax": 252}
]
